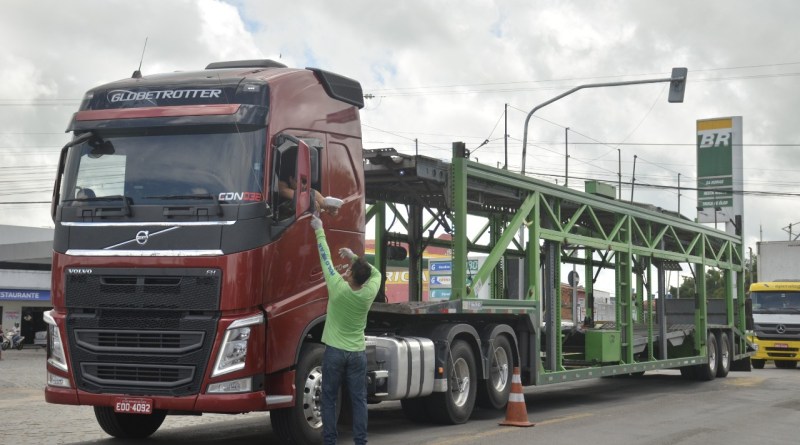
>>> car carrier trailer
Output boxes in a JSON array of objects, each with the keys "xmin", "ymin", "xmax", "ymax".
[{"xmin": 360, "ymin": 144, "xmax": 751, "ymax": 417}]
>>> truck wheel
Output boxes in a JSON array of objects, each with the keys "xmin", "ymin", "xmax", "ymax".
[
  {"xmin": 426, "ymin": 340, "xmax": 477, "ymax": 424},
  {"xmin": 93, "ymin": 406, "xmax": 167, "ymax": 439},
  {"xmin": 476, "ymin": 335, "xmax": 512, "ymax": 410},
  {"xmin": 716, "ymin": 332, "xmax": 731, "ymax": 378},
  {"xmin": 775, "ymin": 360, "xmax": 798, "ymax": 369},
  {"xmin": 271, "ymin": 343, "xmax": 325, "ymax": 445},
  {"xmin": 694, "ymin": 332, "xmax": 718, "ymax": 381},
  {"xmin": 751, "ymin": 359, "xmax": 765, "ymax": 369}
]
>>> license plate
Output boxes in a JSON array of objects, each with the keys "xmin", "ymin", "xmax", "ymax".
[
  {"xmin": 113, "ymin": 398, "xmax": 153, "ymax": 415},
  {"xmin": 775, "ymin": 343, "xmax": 789, "ymax": 349}
]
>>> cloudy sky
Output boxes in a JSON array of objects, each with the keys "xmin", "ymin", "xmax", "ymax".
[{"xmin": 2, "ymin": 0, "xmax": 799, "ymax": 262}]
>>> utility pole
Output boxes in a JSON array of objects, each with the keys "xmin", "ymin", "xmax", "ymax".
[
  {"xmin": 504, "ymin": 103, "xmax": 508, "ymax": 170},
  {"xmin": 565, "ymin": 127, "xmax": 569, "ymax": 187},
  {"xmin": 617, "ymin": 148, "xmax": 621, "ymax": 200},
  {"xmin": 678, "ymin": 173, "xmax": 681, "ymax": 215},
  {"xmin": 630, "ymin": 154, "xmax": 637, "ymax": 202}
]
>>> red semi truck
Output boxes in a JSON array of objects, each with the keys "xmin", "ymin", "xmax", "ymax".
[
  {"xmin": 46, "ymin": 60, "xmax": 370, "ymax": 443},
  {"xmin": 45, "ymin": 60, "xmax": 750, "ymax": 444}
]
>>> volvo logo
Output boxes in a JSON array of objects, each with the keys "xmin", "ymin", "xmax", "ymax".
[
  {"xmin": 135, "ymin": 230, "xmax": 150, "ymax": 245},
  {"xmin": 776, "ymin": 324, "xmax": 787, "ymax": 334},
  {"xmin": 104, "ymin": 226, "xmax": 179, "ymax": 250}
]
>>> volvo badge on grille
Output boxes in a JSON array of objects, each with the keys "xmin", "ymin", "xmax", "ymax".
[{"xmin": 135, "ymin": 230, "xmax": 150, "ymax": 245}]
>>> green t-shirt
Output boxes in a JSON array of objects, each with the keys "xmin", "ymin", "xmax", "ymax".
[{"xmin": 315, "ymin": 227, "xmax": 381, "ymax": 352}]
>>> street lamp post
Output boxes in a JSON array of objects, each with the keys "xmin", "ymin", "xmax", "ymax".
[{"xmin": 520, "ymin": 68, "xmax": 688, "ymax": 175}]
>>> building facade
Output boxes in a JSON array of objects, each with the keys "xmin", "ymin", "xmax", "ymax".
[{"xmin": 0, "ymin": 225, "xmax": 53, "ymax": 345}]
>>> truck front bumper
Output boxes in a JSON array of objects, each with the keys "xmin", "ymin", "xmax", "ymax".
[
  {"xmin": 749, "ymin": 337, "xmax": 800, "ymax": 361},
  {"xmin": 45, "ymin": 386, "xmax": 269, "ymax": 413}
]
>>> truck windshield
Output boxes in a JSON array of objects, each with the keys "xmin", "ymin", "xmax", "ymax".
[
  {"xmin": 751, "ymin": 291, "xmax": 800, "ymax": 313},
  {"xmin": 59, "ymin": 129, "xmax": 266, "ymax": 206}
]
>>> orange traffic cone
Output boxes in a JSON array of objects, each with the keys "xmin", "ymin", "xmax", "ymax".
[{"xmin": 499, "ymin": 367, "xmax": 535, "ymax": 427}]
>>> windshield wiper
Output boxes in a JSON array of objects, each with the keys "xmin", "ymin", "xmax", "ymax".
[
  {"xmin": 145, "ymin": 194, "xmax": 222, "ymax": 216},
  {"xmin": 63, "ymin": 195, "xmax": 132, "ymax": 217}
]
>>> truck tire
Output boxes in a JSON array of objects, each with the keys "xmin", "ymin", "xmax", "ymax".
[
  {"xmin": 775, "ymin": 360, "xmax": 798, "ymax": 369},
  {"xmin": 271, "ymin": 343, "xmax": 325, "ymax": 445},
  {"xmin": 426, "ymin": 340, "xmax": 477, "ymax": 424},
  {"xmin": 751, "ymin": 359, "xmax": 765, "ymax": 369},
  {"xmin": 694, "ymin": 332, "xmax": 718, "ymax": 381},
  {"xmin": 476, "ymin": 335, "xmax": 512, "ymax": 410},
  {"xmin": 716, "ymin": 332, "xmax": 731, "ymax": 378},
  {"xmin": 93, "ymin": 406, "xmax": 167, "ymax": 439}
]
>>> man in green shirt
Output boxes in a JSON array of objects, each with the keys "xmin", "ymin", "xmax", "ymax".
[{"xmin": 311, "ymin": 214, "xmax": 381, "ymax": 445}]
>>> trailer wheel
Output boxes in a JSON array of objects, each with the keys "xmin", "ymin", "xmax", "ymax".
[
  {"xmin": 751, "ymin": 359, "xmax": 765, "ymax": 369},
  {"xmin": 694, "ymin": 332, "xmax": 718, "ymax": 381},
  {"xmin": 271, "ymin": 343, "xmax": 326, "ymax": 445},
  {"xmin": 93, "ymin": 406, "xmax": 167, "ymax": 439},
  {"xmin": 477, "ymin": 335, "xmax": 512, "ymax": 410},
  {"xmin": 716, "ymin": 332, "xmax": 731, "ymax": 378},
  {"xmin": 775, "ymin": 360, "xmax": 798, "ymax": 369},
  {"xmin": 427, "ymin": 340, "xmax": 477, "ymax": 424}
]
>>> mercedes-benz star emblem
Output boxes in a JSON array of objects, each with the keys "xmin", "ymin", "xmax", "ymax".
[
  {"xmin": 135, "ymin": 230, "xmax": 150, "ymax": 245},
  {"xmin": 776, "ymin": 324, "xmax": 787, "ymax": 334}
]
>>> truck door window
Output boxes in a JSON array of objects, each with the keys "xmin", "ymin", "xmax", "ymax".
[{"xmin": 272, "ymin": 137, "xmax": 321, "ymax": 221}]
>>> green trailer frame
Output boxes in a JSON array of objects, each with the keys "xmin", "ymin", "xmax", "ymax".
[{"xmin": 364, "ymin": 143, "xmax": 749, "ymax": 386}]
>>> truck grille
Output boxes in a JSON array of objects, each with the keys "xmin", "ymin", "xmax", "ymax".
[
  {"xmin": 75, "ymin": 329, "xmax": 205, "ymax": 354},
  {"xmin": 65, "ymin": 267, "xmax": 220, "ymax": 310},
  {"xmin": 754, "ymin": 323, "xmax": 800, "ymax": 341},
  {"xmin": 65, "ymin": 268, "xmax": 220, "ymax": 397},
  {"xmin": 81, "ymin": 363, "xmax": 195, "ymax": 388}
]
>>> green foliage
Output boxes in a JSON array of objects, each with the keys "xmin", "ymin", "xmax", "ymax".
[{"xmin": 667, "ymin": 257, "xmax": 756, "ymax": 299}]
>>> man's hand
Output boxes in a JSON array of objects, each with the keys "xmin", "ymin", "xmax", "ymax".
[
  {"xmin": 338, "ymin": 247, "xmax": 357, "ymax": 262},
  {"xmin": 310, "ymin": 214, "xmax": 323, "ymax": 231}
]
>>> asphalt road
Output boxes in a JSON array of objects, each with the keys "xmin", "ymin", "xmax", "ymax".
[{"xmin": 2, "ymin": 348, "xmax": 799, "ymax": 445}]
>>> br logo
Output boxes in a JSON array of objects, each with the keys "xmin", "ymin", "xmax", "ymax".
[{"xmin": 698, "ymin": 131, "xmax": 731, "ymax": 148}]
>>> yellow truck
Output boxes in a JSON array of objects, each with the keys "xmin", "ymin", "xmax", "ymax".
[{"xmin": 748, "ymin": 241, "xmax": 800, "ymax": 369}]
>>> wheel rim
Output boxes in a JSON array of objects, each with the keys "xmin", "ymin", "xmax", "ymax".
[
  {"xmin": 721, "ymin": 342, "xmax": 730, "ymax": 369},
  {"xmin": 451, "ymin": 357, "xmax": 471, "ymax": 407},
  {"xmin": 708, "ymin": 342, "xmax": 717, "ymax": 374},
  {"xmin": 489, "ymin": 346, "xmax": 509, "ymax": 393},
  {"xmin": 302, "ymin": 365, "xmax": 323, "ymax": 429}
]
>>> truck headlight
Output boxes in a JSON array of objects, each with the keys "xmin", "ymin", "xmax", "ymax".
[
  {"xmin": 43, "ymin": 310, "xmax": 68, "ymax": 372},
  {"xmin": 211, "ymin": 314, "xmax": 263, "ymax": 377}
]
